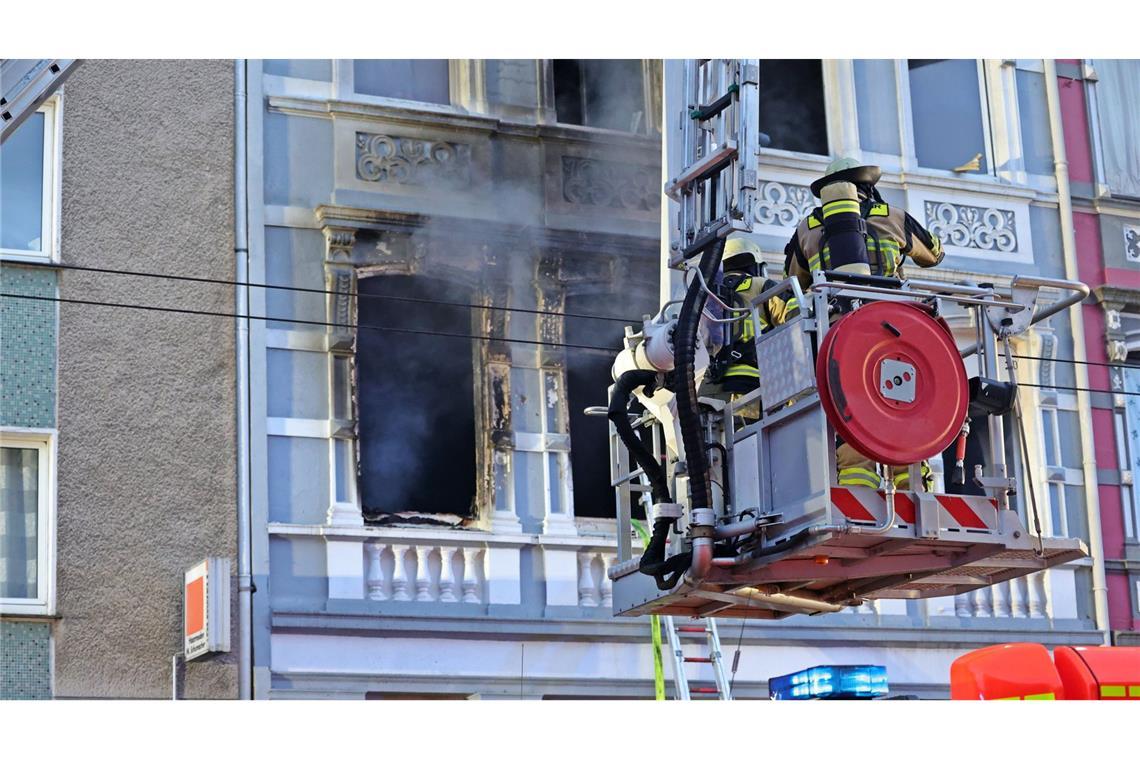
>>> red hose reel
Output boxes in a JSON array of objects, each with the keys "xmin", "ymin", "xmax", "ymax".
[{"xmin": 816, "ymin": 301, "xmax": 968, "ymax": 466}]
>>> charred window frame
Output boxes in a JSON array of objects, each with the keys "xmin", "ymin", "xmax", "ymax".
[
  {"xmin": 354, "ymin": 273, "xmax": 478, "ymax": 521},
  {"xmin": 757, "ymin": 60, "xmax": 829, "ymax": 157},
  {"xmin": 564, "ymin": 287, "xmax": 657, "ymax": 522},
  {"xmin": 552, "ymin": 60, "xmax": 650, "ymax": 134}
]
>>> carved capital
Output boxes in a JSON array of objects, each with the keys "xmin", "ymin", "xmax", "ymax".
[
  {"xmin": 1107, "ymin": 339, "xmax": 1129, "ymax": 363},
  {"xmin": 323, "ymin": 226, "xmax": 357, "ymax": 263}
]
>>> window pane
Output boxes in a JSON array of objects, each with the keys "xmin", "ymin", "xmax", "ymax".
[
  {"xmin": 0, "ymin": 111, "xmax": 45, "ymax": 252},
  {"xmin": 553, "ymin": 60, "xmax": 645, "ymax": 133},
  {"xmin": 355, "ymin": 275, "xmax": 476, "ymax": 518},
  {"xmin": 908, "ymin": 60, "xmax": 988, "ymax": 173},
  {"xmin": 1047, "ymin": 482, "xmax": 1064, "ymax": 535},
  {"xmin": 759, "ymin": 60, "xmax": 828, "ymax": 155},
  {"xmin": 853, "ymin": 59, "xmax": 901, "ymax": 156},
  {"xmin": 353, "ymin": 60, "xmax": 450, "ymax": 105},
  {"xmin": 1092, "ymin": 59, "xmax": 1140, "ymax": 199},
  {"xmin": 1, "ymin": 447, "xmax": 39, "ymax": 599},
  {"xmin": 1041, "ymin": 409, "xmax": 1057, "ymax": 465},
  {"xmin": 1016, "ymin": 69, "xmax": 1055, "ymax": 176}
]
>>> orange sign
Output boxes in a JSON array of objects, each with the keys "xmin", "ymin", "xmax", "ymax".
[{"xmin": 184, "ymin": 558, "xmax": 229, "ymax": 661}]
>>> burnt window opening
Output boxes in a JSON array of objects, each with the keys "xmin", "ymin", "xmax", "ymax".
[
  {"xmin": 565, "ymin": 290, "xmax": 657, "ymax": 521},
  {"xmin": 758, "ymin": 60, "xmax": 829, "ymax": 156},
  {"xmin": 553, "ymin": 60, "xmax": 646, "ymax": 133},
  {"xmin": 356, "ymin": 274, "xmax": 477, "ymax": 520}
]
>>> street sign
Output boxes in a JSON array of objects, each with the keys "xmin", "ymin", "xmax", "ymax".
[{"xmin": 184, "ymin": 558, "xmax": 231, "ymax": 661}]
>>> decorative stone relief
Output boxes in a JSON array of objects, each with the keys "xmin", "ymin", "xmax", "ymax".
[
  {"xmin": 1125, "ymin": 224, "xmax": 1140, "ymax": 263},
  {"xmin": 752, "ymin": 180, "xmax": 815, "ymax": 228},
  {"xmin": 1108, "ymin": 340, "xmax": 1129, "ymax": 363},
  {"xmin": 560, "ymin": 156, "xmax": 656, "ymax": 211},
  {"xmin": 924, "ymin": 201, "xmax": 1018, "ymax": 253},
  {"xmin": 355, "ymin": 132, "xmax": 472, "ymax": 186}
]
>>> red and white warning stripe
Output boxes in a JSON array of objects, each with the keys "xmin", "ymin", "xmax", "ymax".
[{"xmin": 830, "ymin": 487, "xmax": 998, "ymax": 531}]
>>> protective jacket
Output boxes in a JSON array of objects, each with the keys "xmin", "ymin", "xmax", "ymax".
[
  {"xmin": 716, "ymin": 273, "xmax": 798, "ymax": 392},
  {"xmin": 783, "ymin": 201, "xmax": 944, "ymax": 288}
]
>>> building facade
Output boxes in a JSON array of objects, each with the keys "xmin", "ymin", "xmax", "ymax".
[
  {"xmin": 249, "ymin": 59, "xmax": 1118, "ymax": 700},
  {"xmin": 1052, "ymin": 59, "xmax": 1140, "ymax": 643},
  {"xmin": 1, "ymin": 59, "xmax": 238, "ymax": 698}
]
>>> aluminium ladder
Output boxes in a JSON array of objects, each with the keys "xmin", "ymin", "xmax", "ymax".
[
  {"xmin": 1, "ymin": 59, "xmax": 79, "ymax": 145},
  {"xmin": 663, "ymin": 59, "xmax": 761, "ymax": 266},
  {"xmin": 662, "ymin": 616, "xmax": 732, "ymax": 700}
]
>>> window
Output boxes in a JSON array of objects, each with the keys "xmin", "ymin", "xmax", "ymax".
[
  {"xmin": 0, "ymin": 430, "xmax": 54, "ymax": 614},
  {"xmin": 1121, "ymin": 366, "xmax": 1140, "ymax": 540},
  {"xmin": 353, "ymin": 60, "xmax": 450, "ymax": 105},
  {"xmin": 758, "ymin": 60, "xmax": 828, "ymax": 156},
  {"xmin": 0, "ymin": 98, "xmax": 57, "ymax": 261},
  {"xmin": 1092, "ymin": 59, "xmax": 1140, "ymax": 199},
  {"xmin": 907, "ymin": 60, "xmax": 990, "ymax": 174},
  {"xmin": 354, "ymin": 275, "xmax": 476, "ymax": 519},
  {"xmin": 565, "ymin": 289, "xmax": 657, "ymax": 520},
  {"xmin": 552, "ymin": 60, "xmax": 647, "ymax": 133}
]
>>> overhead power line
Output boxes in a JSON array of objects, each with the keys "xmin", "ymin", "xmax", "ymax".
[
  {"xmin": 1013, "ymin": 353, "xmax": 1140, "ymax": 372},
  {"xmin": 0, "ymin": 292, "xmax": 619, "ymax": 356},
  {"xmin": 1020, "ymin": 382, "xmax": 1140, "ymax": 398},
  {"xmin": 5, "ymin": 260, "xmax": 642, "ymax": 324}
]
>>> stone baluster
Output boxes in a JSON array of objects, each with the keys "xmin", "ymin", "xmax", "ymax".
[
  {"xmin": 992, "ymin": 581, "xmax": 1010, "ymax": 618},
  {"xmin": 578, "ymin": 552, "xmax": 599, "ymax": 607},
  {"xmin": 972, "ymin": 588, "xmax": 992, "ymax": 617},
  {"xmin": 439, "ymin": 546, "xmax": 461, "ymax": 603},
  {"xmin": 1028, "ymin": 573, "xmax": 1048, "ymax": 618},
  {"xmin": 414, "ymin": 545, "xmax": 434, "ymax": 602},
  {"xmin": 365, "ymin": 542, "xmax": 388, "ymax": 601},
  {"xmin": 954, "ymin": 593, "xmax": 972, "ymax": 617},
  {"xmin": 390, "ymin": 544, "xmax": 412, "ymax": 601},
  {"xmin": 461, "ymin": 546, "xmax": 481, "ymax": 603},
  {"xmin": 1010, "ymin": 577, "xmax": 1028, "ymax": 618},
  {"xmin": 599, "ymin": 553, "xmax": 614, "ymax": 608}
]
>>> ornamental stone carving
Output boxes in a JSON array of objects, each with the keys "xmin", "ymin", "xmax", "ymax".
[
  {"xmin": 355, "ymin": 132, "xmax": 472, "ymax": 186},
  {"xmin": 924, "ymin": 201, "xmax": 1018, "ymax": 253},
  {"xmin": 1125, "ymin": 225, "xmax": 1140, "ymax": 263},
  {"xmin": 752, "ymin": 180, "xmax": 815, "ymax": 228},
  {"xmin": 560, "ymin": 156, "xmax": 656, "ymax": 211}
]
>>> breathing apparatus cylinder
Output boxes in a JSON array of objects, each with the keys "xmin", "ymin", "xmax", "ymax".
[{"xmin": 819, "ymin": 181, "xmax": 871, "ymax": 275}]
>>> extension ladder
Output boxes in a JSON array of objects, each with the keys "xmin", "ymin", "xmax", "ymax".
[
  {"xmin": 1, "ymin": 59, "xmax": 79, "ymax": 144},
  {"xmin": 663, "ymin": 59, "xmax": 760, "ymax": 265},
  {"xmin": 662, "ymin": 616, "xmax": 732, "ymax": 700}
]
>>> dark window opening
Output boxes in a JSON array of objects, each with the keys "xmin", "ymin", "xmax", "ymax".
[
  {"xmin": 565, "ymin": 290, "xmax": 657, "ymax": 520},
  {"xmin": 353, "ymin": 60, "xmax": 451, "ymax": 105},
  {"xmin": 758, "ymin": 60, "xmax": 829, "ymax": 155},
  {"xmin": 356, "ymin": 274, "xmax": 476, "ymax": 519},
  {"xmin": 553, "ymin": 60, "xmax": 646, "ymax": 133}
]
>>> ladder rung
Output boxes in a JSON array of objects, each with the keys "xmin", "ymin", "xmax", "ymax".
[
  {"xmin": 663, "ymin": 141, "xmax": 737, "ymax": 199},
  {"xmin": 684, "ymin": 656, "xmax": 713, "ymax": 663},
  {"xmin": 675, "ymin": 625, "xmax": 708, "ymax": 633},
  {"xmin": 690, "ymin": 687, "xmax": 719, "ymax": 694}
]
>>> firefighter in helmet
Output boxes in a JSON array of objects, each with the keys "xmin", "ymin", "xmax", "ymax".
[
  {"xmin": 706, "ymin": 236, "xmax": 798, "ymax": 404},
  {"xmin": 784, "ymin": 157, "xmax": 945, "ymax": 492}
]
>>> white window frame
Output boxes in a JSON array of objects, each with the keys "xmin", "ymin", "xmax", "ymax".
[
  {"xmin": 0, "ymin": 428, "xmax": 57, "ymax": 616},
  {"xmin": 0, "ymin": 95, "xmax": 61, "ymax": 264},
  {"xmin": 332, "ymin": 60, "xmax": 480, "ymax": 116},
  {"xmin": 1112, "ymin": 406, "xmax": 1139, "ymax": 541}
]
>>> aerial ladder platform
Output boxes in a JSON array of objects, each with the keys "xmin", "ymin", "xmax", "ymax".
[{"xmin": 601, "ymin": 60, "xmax": 1089, "ymax": 621}]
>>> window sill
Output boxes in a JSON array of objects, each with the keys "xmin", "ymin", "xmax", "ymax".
[
  {"xmin": 0, "ymin": 251, "xmax": 56, "ymax": 266},
  {"xmin": 0, "ymin": 607, "xmax": 56, "ymax": 619}
]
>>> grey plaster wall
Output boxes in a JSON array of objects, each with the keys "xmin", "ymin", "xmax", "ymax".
[{"xmin": 54, "ymin": 60, "xmax": 237, "ymax": 698}]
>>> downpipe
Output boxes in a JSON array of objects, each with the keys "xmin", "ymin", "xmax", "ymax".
[
  {"xmin": 1044, "ymin": 60, "xmax": 1109, "ymax": 642},
  {"xmin": 234, "ymin": 59, "xmax": 253, "ymax": 699}
]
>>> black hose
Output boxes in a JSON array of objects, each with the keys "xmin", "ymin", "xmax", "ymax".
[
  {"xmin": 674, "ymin": 239, "xmax": 725, "ymax": 515},
  {"xmin": 608, "ymin": 370, "xmax": 670, "ymax": 505}
]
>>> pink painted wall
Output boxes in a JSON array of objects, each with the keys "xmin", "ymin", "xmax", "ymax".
[{"xmin": 1058, "ymin": 72, "xmax": 1095, "ymax": 186}]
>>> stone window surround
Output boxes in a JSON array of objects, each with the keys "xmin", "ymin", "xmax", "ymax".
[
  {"xmin": 746, "ymin": 59, "xmax": 1059, "ymax": 198},
  {"xmin": 0, "ymin": 95, "xmax": 62, "ymax": 265},
  {"xmin": 324, "ymin": 60, "xmax": 662, "ymax": 138},
  {"xmin": 0, "ymin": 428, "xmax": 56, "ymax": 617}
]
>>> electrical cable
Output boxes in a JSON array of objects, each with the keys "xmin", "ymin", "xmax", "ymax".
[
  {"xmin": 4, "ymin": 260, "xmax": 642, "ymax": 325},
  {"xmin": 1013, "ymin": 353, "xmax": 1140, "ymax": 371},
  {"xmin": 1020, "ymin": 381, "xmax": 1140, "ymax": 397},
  {"xmin": 0, "ymin": 291, "xmax": 619, "ymax": 355}
]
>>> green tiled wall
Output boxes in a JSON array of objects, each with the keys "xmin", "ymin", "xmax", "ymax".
[
  {"xmin": 0, "ymin": 265, "xmax": 57, "ymax": 428},
  {"xmin": 0, "ymin": 619, "xmax": 52, "ymax": 699}
]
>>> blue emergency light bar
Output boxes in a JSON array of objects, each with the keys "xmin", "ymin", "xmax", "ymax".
[{"xmin": 768, "ymin": 665, "xmax": 889, "ymax": 700}]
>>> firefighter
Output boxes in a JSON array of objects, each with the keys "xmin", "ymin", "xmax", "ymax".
[
  {"xmin": 705, "ymin": 237, "xmax": 797, "ymax": 411},
  {"xmin": 783, "ymin": 157, "xmax": 944, "ymax": 492}
]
